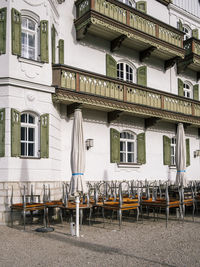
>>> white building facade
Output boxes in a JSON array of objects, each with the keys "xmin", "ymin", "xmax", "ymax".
[{"xmin": 0, "ymin": 0, "xmax": 200, "ymax": 224}]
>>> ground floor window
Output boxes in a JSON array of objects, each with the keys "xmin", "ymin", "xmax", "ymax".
[
  {"xmin": 120, "ymin": 131, "xmax": 136, "ymax": 163},
  {"xmin": 21, "ymin": 113, "xmax": 38, "ymax": 157}
]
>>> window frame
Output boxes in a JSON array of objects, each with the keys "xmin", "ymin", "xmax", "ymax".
[
  {"xmin": 21, "ymin": 10, "xmax": 40, "ymax": 61},
  {"xmin": 170, "ymin": 137, "xmax": 176, "ymax": 166},
  {"xmin": 20, "ymin": 112, "xmax": 39, "ymax": 158},
  {"xmin": 117, "ymin": 60, "xmax": 136, "ymax": 83},
  {"xmin": 182, "ymin": 24, "xmax": 191, "ymax": 40},
  {"xmin": 183, "ymin": 81, "xmax": 193, "ymax": 99},
  {"xmin": 120, "ymin": 130, "xmax": 137, "ymax": 164},
  {"xmin": 118, "ymin": 0, "xmax": 135, "ymax": 7}
]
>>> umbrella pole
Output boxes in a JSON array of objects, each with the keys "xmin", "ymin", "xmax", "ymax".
[{"xmin": 75, "ymin": 195, "xmax": 80, "ymax": 237}]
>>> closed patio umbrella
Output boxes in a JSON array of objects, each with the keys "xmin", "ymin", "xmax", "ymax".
[
  {"xmin": 69, "ymin": 109, "xmax": 87, "ymax": 237},
  {"xmin": 175, "ymin": 123, "xmax": 187, "ymax": 187}
]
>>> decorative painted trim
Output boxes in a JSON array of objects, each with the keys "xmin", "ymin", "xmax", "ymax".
[{"xmin": 53, "ymin": 89, "xmax": 200, "ymax": 126}]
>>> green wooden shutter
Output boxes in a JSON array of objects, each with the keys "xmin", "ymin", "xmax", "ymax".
[
  {"xmin": 11, "ymin": 109, "xmax": 21, "ymax": 157},
  {"xmin": 192, "ymin": 29, "xmax": 199, "ymax": 39},
  {"xmin": 106, "ymin": 54, "xmax": 117, "ymax": 78},
  {"xmin": 58, "ymin": 39, "xmax": 64, "ymax": 64},
  {"xmin": 178, "ymin": 19, "xmax": 183, "ymax": 31},
  {"xmin": 137, "ymin": 133, "xmax": 146, "ymax": 164},
  {"xmin": 0, "ymin": 8, "xmax": 7, "ymax": 55},
  {"xmin": 51, "ymin": 24, "xmax": 55, "ymax": 64},
  {"xmin": 40, "ymin": 20, "xmax": 49, "ymax": 63},
  {"xmin": 11, "ymin": 8, "xmax": 21, "ymax": 56},
  {"xmin": 0, "ymin": 109, "xmax": 5, "ymax": 157},
  {"xmin": 40, "ymin": 114, "xmax": 49, "ymax": 158},
  {"xmin": 110, "ymin": 128, "xmax": 120, "ymax": 163},
  {"xmin": 186, "ymin": 138, "xmax": 190, "ymax": 167},
  {"xmin": 178, "ymin": 78, "xmax": 184, "ymax": 96},
  {"xmin": 136, "ymin": 1, "xmax": 147, "ymax": 13},
  {"xmin": 137, "ymin": 66, "xmax": 147, "ymax": 87},
  {"xmin": 163, "ymin": 135, "xmax": 171, "ymax": 165},
  {"xmin": 193, "ymin": 84, "xmax": 199, "ymax": 101}
]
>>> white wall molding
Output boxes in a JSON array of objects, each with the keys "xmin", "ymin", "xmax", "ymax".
[
  {"xmin": 169, "ymin": 4, "xmax": 200, "ymax": 25},
  {"xmin": 0, "ymin": 77, "xmax": 55, "ymax": 93}
]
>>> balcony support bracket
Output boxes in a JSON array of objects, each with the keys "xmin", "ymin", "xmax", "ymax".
[
  {"xmin": 77, "ymin": 23, "xmax": 91, "ymax": 41},
  {"xmin": 177, "ymin": 57, "xmax": 193, "ymax": 74},
  {"xmin": 140, "ymin": 46, "xmax": 156, "ymax": 62},
  {"xmin": 145, "ymin": 117, "xmax": 160, "ymax": 129},
  {"xmin": 111, "ymin": 35, "xmax": 127, "ymax": 52},
  {"xmin": 164, "ymin": 56, "xmax": 180, "ymax": 71},
  {"xmin": 108, "ymin": 110, "xmax": 123, "ymax": 123},
  {"xmin": 67, "ymin": 103, "xmax": 83, "ymax": 117}
]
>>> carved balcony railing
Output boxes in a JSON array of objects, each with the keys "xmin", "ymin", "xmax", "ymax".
[
  {"xmin": 52, "ymin": 64, "xmax": 200, "ymax": 126},
  {"xmin": 178, "ymin": 38, "xmax": 200, "ymax": 75},
  {"xmin": 74, "ymin": 0, "xmax": 185, "ymax": 63}
]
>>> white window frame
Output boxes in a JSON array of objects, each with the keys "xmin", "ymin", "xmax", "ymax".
[
  {"xmin": 171, "ymin": 137, "xmax": 176, "ymax": 166},
  {"xmin": 182, "ymin": 24, "xmax": 191, "ymax": 40},
  {"xmin": 117, "ymin": 60, "xmax": 136, "ymax": 83},
  {"xmin": 21, "ymin": 11, "xmax": 40, "ymax": 61},
  {"xmin": 20, "ymin": 112, "xmax": 39, "ymax": 158},
  {"xmin": 120, "ymin": 131, "xmax": 137, "ymax": 163},
  {"xmin": 183, "ymin": 81, "xmax": 193, "ymax": 99}
]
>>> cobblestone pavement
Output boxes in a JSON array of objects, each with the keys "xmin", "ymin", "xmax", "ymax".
[{"xmin": 0, "ymin": 214, "xmax": 200, "ymax": 267}]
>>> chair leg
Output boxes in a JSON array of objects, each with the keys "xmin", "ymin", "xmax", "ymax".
[
  {"xmin": 89, "ymin": 207, "xmax": 92, "ymax": 226},
  {"xmin": 136, "ymin": 207, "xmax": 139, "ymax": 222},
  {"xmin": 118, "ymin": 209, "xmax": 122, "ymax": 230},
  {"xmin": 192, "ymin": 203, "xmax": 195, "ymax": 222},
  {"xmin": 166, "ymin": 206, "xmax": 169, "ymax": 228},
  {"xmin": 102, "ymin": 207, "xmax": 105, "ymax": 228},
  {"xmin": 23, "ymin": 210, "xmax": 26, "ymax": 231},
  {"xmin": 11, "ymin": 209, "xmax": 13, "ymax": 228},
  {"xmin": 59, "ymin": 208, "xmax": 63, "ymax": 224}
]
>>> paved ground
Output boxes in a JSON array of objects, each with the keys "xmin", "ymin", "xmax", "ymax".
[{"xmin": 0, "ymin": 213, "xmax": 200, "ymax": 267}]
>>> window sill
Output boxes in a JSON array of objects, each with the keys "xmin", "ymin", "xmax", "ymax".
[
  {"xmin": 117, "ymin": 163, "xmax": 141, "ymax": 168},
  {"xmin": 20, "ymin": 156, "xmax": 41, "ymax": 159},
  {"xmin": 18, "ymin": 56, "xmax": 44, "ymax": 67},
  {"xmin": 169, "ymin": 165, "xmax": 176, "ymax": 169}
]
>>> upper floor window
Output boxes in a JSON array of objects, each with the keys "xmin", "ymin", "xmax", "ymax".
[
  {"xmin": 182, "ymin": 25, "xmax": 191, "ymax": 40},
  {"xmin": 118, "ymin": 0, "xmax": 135, "ymax": 7},
  {"xmin": 117, "ymin": 61, "xmax": 136, "ymax": 83},
  {"xmin": 21, "ymin": 112, "xmax": 39, "ymax": 157},
  {"xmin": 120, "ymin": 131, "xmax": 137, "ymax": 163},
  {"xmin": 183, "ymin": 81, "xmax": 192, "ymax": 99},
  {"xmin": 21, "ymin": 17, "xmax": 38, "ymax": 60}
]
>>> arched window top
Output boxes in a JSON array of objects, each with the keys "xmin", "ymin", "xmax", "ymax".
[
  {"xmin": 182, "ymin": 24, "xmax": 191, "ymax": 40},
  {"xmin": 21, "ymin": 10, "xmax": 39, "ymax": 23},
  {"xmin": 118, "ymin": 0, "xmax": 136, "ymax": 7},
  {"xmin": 120, "ymin": 131, "xmax": 136, "ymax": 139}
]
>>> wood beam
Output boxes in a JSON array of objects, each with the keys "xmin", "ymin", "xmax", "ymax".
[
  {"xmin": 198, "ymin": 128, "xmax": 200, "ymax": 139},
  {"xmin": 177, "ymin": 58, "xmax": 193, "ymax": 74},
  {"xmin": 164, "ymin": 56, "xmax": 180, "ymax": 71},
  {"xmin": 110, "ymin": 35, "xmax": 127, "ymax": 52},
  {"xmin": 67, "ymin": 103, "xmax": 82, "ymax": 117},
  {"xmin": 145, "ymin": 117, "xmax": 160, "ymax": 129},
  {"xmin": 107, "ymin": 110, "xmax": 123, "ymax": 123},
  {"xmin": 139, "ymin": 46, "xmax": 156, "ymax": 62}
]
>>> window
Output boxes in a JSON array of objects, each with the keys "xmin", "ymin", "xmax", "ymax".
[
  {"xmin": 183, "ymin": 81, "xmax": 192, "ymax": 98},
  {"xmin": 21, "ymin": 17, "xmax": 38, "ymax": 60},
  {"xmin": 182, "ymin": 25, "xmax": 191, "ymax": 40},
  {"xmin": 120, "ymin": 131, "xmax": 137, "ymax": 163},
  {"xmin": 118, "ymin": 0, "xmax": 135, "ymax": 7},
  {"xmin": 117, "ymin": 62, "xmax": 135, "ymax": 83},
  {"xmin": 171, "ymin": 137, "xmax": 176, "ymax": 165},
  {"xmin": 21, "ymin": 113, "xmax": 39, "ymax": 157}
]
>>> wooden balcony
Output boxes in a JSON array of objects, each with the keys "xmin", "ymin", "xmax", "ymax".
[
  {"xmin": 74, "ymin": 0, "xmax": 185, "ymax": 64},
  {"xmin": 177, "ymin": 38, "xmax": 200, "ymax": 78},
  {"xmin": 52, "ymin": 64, "xmax": 200, "ymax": 126}
]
